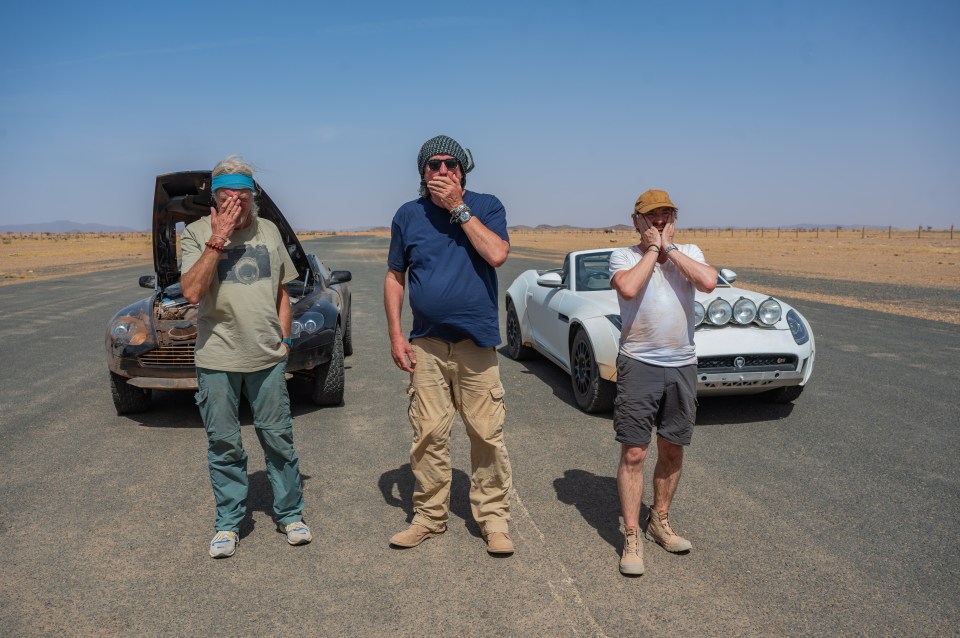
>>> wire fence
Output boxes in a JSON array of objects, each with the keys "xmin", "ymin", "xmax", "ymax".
[{"xmin": 510, "ymin": 225, "xmax": 956, "ymax": 240}]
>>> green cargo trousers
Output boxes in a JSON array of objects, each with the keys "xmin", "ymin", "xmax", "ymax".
[
  {"xmin": 407, "ymin": 337, "xmax": 512, "ymax": 535},
  {"xmin": 195, "ymin": 362, "xmax": 305, "ymax": 532}
]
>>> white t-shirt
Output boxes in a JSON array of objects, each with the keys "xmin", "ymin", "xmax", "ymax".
[{"xmin": 608, "ymin": 244, "xmax": 706, "ymax": 367}]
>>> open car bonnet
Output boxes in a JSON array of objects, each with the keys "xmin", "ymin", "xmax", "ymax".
[{"xmin": 152, "ymin": 171, "xmax": 308, "ymax": 289}]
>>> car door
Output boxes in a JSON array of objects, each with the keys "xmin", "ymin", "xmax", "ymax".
[{"xmin": 526, "ymin": 256, "xmax": 574, "ymax": 367}]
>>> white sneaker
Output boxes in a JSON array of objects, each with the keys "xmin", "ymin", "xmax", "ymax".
[
  {"xmin": 280, "ymin": 521, "xmax": 313, "ymax": 545},
  {"xmin": 209, "ymin": 530, "xmax": 238, "ymax": 558}
]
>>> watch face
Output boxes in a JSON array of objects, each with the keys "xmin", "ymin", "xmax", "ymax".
[{"xmin": 458, "ymin": 210, "xmax": 472, "ymax": 223}]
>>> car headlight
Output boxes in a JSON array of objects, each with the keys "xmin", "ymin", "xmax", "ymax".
[
  {"xmin": 293, "ymin": 313, "xmax": 323, "ymax": 336},
  {"xmin": 757, "ymin": 298, "xmax": 782, "ymax": 326},
  {"xmin": 605, "ymin": 314, "xmax": 622, "ymax": 331},
  {"xmin": 110, "ymin": 317, "xmax": 148, "ymax": 346},
  {"xmin": 786, "ymin": 309, "xmax": 810, "ymax": 345},
  {"xmin": 694, "ymin": 301, "xmax": 705, "ymax": 326},
  {"xmin": 707, "ymin": 299, "xmax": 732, "ymax": 325},
  {"xmin": 732, "ymin": 297, "xmax": 757, "ymax": 325}
]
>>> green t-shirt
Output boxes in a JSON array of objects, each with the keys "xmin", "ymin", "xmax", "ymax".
[{"xmin": 181, "ymin": 217, "xmax": 298, "ymax": 372}]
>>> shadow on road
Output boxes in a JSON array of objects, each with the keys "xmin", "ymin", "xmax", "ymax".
[
  {"xmin": 378, "ymin": 463, "xmax": 482, "ymax": 538},
  {"xmin": 500, "ymin": 349, "xmax": 798, "ymax": 425},
  {"xmin": 126, "ymin": 385, "xmax": 337, "ymax": 428},
  {"xmin": 695, "ymin": 395, "xmax": 795, "ymax": 426},
  {"xmin": 498, "ymin": 347, "xmax": 614, "ymax": 416},
  {"xmin": 238, "ymin": 470, "xmax": 313, "ymax": 539},
  {"xmin": 554, "ymin": 469, "xmax": 624, "ymax": 549}
]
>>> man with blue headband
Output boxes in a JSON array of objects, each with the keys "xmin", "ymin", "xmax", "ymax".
[
  {"xmin": 180, "ymin": 155, "xmax": 311, "ymax": 559},
  {"xmin": 385, "ymin": 135, "xmax": 515, "ymax": 555}
]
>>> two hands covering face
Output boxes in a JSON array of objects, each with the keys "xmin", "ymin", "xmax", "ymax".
[{"xmin": 635, "ymin": 213, "xmax": 676, "ymax": 261}]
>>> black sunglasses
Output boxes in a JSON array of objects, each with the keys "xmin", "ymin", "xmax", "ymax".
[{"xmin": 426, "ymin": 158, "xmax": 460, "ymax": 171}]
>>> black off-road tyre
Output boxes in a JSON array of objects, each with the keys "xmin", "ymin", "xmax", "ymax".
[
  {"xmin": 761, "ymin": 385, "xmax": 804, "ymax": 404},
  {"xmin": 311, "ymin": 325, "xmax": 345, "ymax": 406},
  {"xmin": 342, "ymin": 309, "xmax": 353, "ymax": 357},
  {"xmin": 570, "ymin": 329, "xmax": 616, "ymax": 413},
  {"xmin": 505, "ymin": 301, "xmax": 535, "ymax": 361},
  {"xmin": 110, "ymin": 371, "xmax": 152, "ymax": 415}
]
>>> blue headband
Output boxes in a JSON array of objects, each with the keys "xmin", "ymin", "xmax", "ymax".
[{"xmin": 211, "ymin": 173, "xmax": 255, "ymax": 192}]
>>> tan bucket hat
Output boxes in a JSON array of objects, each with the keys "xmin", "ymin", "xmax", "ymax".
[{"xmin": 634, "ymin": 189, "xmax": 677, "ymax": 216}]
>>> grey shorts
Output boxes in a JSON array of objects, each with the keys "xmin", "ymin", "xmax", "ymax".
[{"xmin": 613, "ymin": 355, "xmax": 697, "ymax": 447}]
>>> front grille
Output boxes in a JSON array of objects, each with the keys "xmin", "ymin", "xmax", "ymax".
[
  {"xmin": 138, "ymin": 344, "xmax": 195, "ymax": 368},
  {"xmin": 698, "ymin": 354, "xmax": 797, "ymax": 374}
]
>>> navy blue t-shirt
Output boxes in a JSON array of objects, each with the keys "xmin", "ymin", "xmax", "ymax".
[{"xmin": 387, "ymin": 191, "xmax": 509, "ymax": 348}]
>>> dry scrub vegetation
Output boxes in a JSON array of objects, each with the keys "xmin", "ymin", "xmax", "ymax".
[{"xmin": 2, "ymin": 229, "xmax": 957, "ymax": 323}]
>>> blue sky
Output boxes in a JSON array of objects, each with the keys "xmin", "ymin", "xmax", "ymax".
[{"xmin": 1, "ymin": 1, "xmax": 957, "ymax": 231}]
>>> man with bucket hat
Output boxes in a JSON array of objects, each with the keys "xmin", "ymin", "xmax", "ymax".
[
  {"xmin": 608, "ymin": 189, "xmax": 718, "ymax": 576},
  {"xmin": 384, "ymin": 135, "xmax": 515, "ymax": 555}
]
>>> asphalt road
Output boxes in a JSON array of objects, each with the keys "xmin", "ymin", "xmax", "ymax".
[{"xmin": 1, "ymin": 234, "xmax": 957, "ymax": 637}]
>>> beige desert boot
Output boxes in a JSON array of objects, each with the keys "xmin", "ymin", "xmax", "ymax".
[
  {"xmin": 619, "ymin": 527, "xmax": 645, "ymax": 575},
  {"xmin": 389, "ymin": 523, "xmax": 443, "ymax": 548},
  {"xmin": 484, "ymin": 531, "xmax": 515, "ymax": 555},
  {"xmin": 646, "ymin": 510, "xmax": 693, "ymax": 553}
]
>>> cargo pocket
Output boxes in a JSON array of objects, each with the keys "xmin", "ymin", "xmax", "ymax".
[
  {"xmin": 407, "ymin": 385, "xmax": 422, "ymax": 442},
  {"xmin": 488, "ymin": 384, "xmax": 506, "ymax": 424},
  {"xmin": 194, "ymin": 387, "xmax": 208, "ymax": 408}
]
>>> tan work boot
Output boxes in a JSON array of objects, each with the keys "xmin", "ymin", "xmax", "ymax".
[
  {"xmin": 645, "ymin": 509, "xmax": 693, "ymax": 553},
  {"xmin": 389, "ymin": 523, "xmax": 443, "ymax": 548},
  {"xmin": 484, "ymin": 531, "xmax": 514, "ymax": 555},
  {"xmin": 619, "ymin": 526, "xmax": 645, "ymax": 575}
]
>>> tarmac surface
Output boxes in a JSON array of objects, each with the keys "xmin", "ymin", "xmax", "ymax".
[{"xmin": 1, "ymin": 234, "xmax": 957, "ymax": 637}]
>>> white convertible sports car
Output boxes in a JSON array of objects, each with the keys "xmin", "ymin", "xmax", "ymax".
[{"xmin": 504, "ymin": 249, "xmax": 815, "ymax": 413}]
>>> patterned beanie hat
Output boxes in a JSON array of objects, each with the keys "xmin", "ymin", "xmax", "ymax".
[{"xmin": 417, "ymin": 135, "xmax": 475, "ymax": 176}]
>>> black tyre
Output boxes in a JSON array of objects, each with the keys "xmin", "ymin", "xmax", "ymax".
[
  {"xmin": 342, "ymin": 309, "xmax": 353, "ymax": 357},
  {"xmin": 311, "ymin": 325, "xmax": 345, "ymax": 406},
  {"xmin": 570, "ymin": 330, "xmax": 616, "ymax": 413},
  {"xmin": 761, "ymin": 385, "xmax": 804, "ymax": 404},
  {"xmin": 109, "ymin": 371, "xmax": 152, "ymax": 415},
  {"xmin": 505, "ymin": 301, "xmax": 535, "ymax": 361}
]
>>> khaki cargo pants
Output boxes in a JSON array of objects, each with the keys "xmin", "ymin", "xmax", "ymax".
[{"xmin": 407, "ymin": 337, "xmax": 512, "ymax": 535}]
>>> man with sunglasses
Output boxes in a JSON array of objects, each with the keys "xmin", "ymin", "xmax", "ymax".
[
  {"xmin": 181, "ymin": 156, "xmax": 311, "ymax": 559},
  {"xmin": 384, "ymin": 135, "xmax": 515, "ymax": 555},
  {"xmin": 608, "ymin": 189, "xmax": 717, "ymax": 576}
]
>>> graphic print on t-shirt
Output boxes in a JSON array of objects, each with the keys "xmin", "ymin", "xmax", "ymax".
[{"xmin": 216, "ymin": 244, "xmax": 273, "ymax": 285}]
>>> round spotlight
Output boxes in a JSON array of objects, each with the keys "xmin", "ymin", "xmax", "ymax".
[
  {"xmin": 707, "ymin": 299, "xmax": 732, "ymax": 325},
  {"xmin": 757, "ymin": 298, "xmax": 782, "ymax": 326},
  {"xmin": 733, "ymin": 297, "xmax": 757, "ymax": 324},
  {"xmin": 694, "ymin": 301, "xmax": 705, "ymax": 327}
]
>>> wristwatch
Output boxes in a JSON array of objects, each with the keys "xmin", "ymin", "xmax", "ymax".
[
  {"xmin": 449, "ymin": 204, "xmax": 472, "ymax": 225},
  {"xmin": 663, "ymin": 244, "xmax": 678, "ymax": 256}
]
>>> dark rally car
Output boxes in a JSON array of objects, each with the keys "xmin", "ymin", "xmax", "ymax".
[{"xmin": 105, "ymin": 171, "xmax": 352, "ymax": 414}]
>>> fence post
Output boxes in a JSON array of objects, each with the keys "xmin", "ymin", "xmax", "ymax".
[
  {"xmin": 777, "ymin": 227, "xmax": 780, "ymax": 238},
  {"xmin": 861, "ymin": 225, "xmax": 865, "ymax": 239},
  {"xmin": 888, "ymin": 225, "xmax": 891, "ymax": 239},
  {"xmin": 836, "ymin": 226, "xmax": 840, "ymax": 238},
  {"xmin": 952, "ymin": 225, "xmax": 954, "ymax": 240},
  {"xmin": 918, "ymin": 225, "xmax": 921, "ymax": 239}
]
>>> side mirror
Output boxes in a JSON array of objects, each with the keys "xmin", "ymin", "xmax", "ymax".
[
  {"xmin": 718, "ymin": 268, "xmax": 737, "ymax": 285},
  {"xmin": 536, "ymin": 272, "xmax": 564, "ymax": 288},
  {"xmin": 139, "ymin": 275, "xmax": 156, "ymax": 289},
  {"xmin": 330, "ymin": 270, "xmax": 352, "ymax": 284}
]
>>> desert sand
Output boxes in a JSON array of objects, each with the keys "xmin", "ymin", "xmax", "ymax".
[{"xmin": 2, "ymin": 229, "xmax": 957, "ymax": 323}]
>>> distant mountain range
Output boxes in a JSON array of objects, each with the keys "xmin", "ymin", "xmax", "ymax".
[
  {"xmin": 0, "ymin": 220, "xmax": 915, "ymax": 234},
  {"xmin": 0, "ymin": 220, "xmax": 143, "ymax": 233}
]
